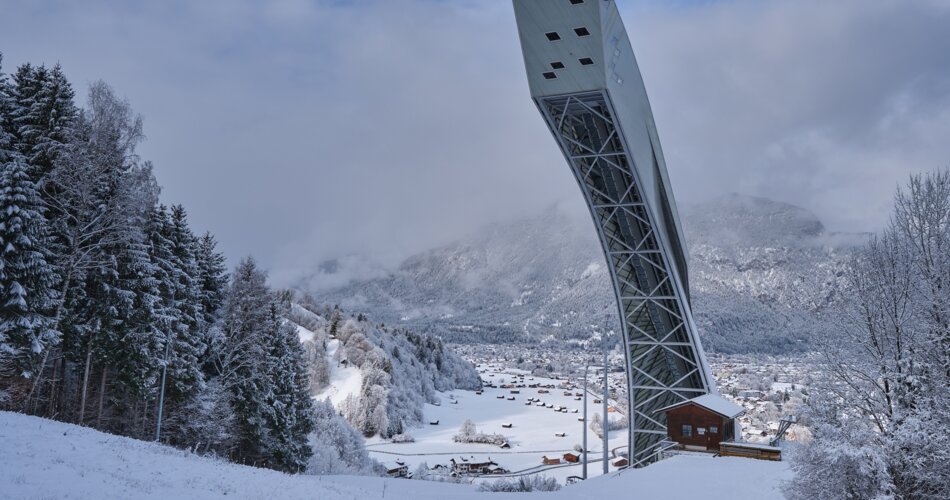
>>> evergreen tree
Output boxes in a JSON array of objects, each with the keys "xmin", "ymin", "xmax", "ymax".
[
  {"xmin": 0, "ymin": 142, "xmax": 58, "ymax": 379},
  {"xmin": 0, "ymin": 53, "xmax": 13, "ymax": 130},
  {"xmin": 101, "ymin": 164, "xmax": 162, "ymax": 411},
  {"xmin": 194, "ymin": 231, "xmax": 227, "ymax": 372},
  {"xmin": 165, "ymin": 205, "xmax": 204, "ymax": 402},
  {"xmin": 0, "ymin": 54, "xmax": 59, "ymax": 382},
  {"xmin": 260, "ymin": 298, "xmax": 314, "ymax": 472},
  {"xmin": 100, "ymin": 235, "xmax": 162, "ymax": 426},
  {"xmin": 328, "ymin": 307, "xmax": 342, "ymax": 337},
  {"xmin": 217, "ymin": 258, "xmax": 315, "ymax": 472},
  {"xmin": 219, "ymin": 257, "xmax": 273, "ymax": 465},
  {"xmin": 146, "ymin": 205, "xmax": 206, "ymax": 440},
  {"xmin": 195, "ymin": 232, "xmax": 227, "ymax": 325},
  {"xmin": 9, "ymin": 63, "xmax": 77, "ymax": 182}
]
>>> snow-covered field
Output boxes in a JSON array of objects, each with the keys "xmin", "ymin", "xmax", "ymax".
[
  {"xmin": 367, "ymin": 364, "xmax": 628, "ymax": 484},
  {"xmin": 0, "ymin": 410, "xmax": 791, "ymax": 499},
  {"xmin": 313, "ymin": 338, "xmax": 362, "ymax": 406}
]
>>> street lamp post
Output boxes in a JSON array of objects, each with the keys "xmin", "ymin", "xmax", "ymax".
[
  {"xmin": 602, "ymin": 331, "xmax": 610, "ymax": 475},
  {"xmin": 155, "ymin": 330, "xmax": 174, "ymax": 442},
  {"xmin": 582, "ymin": 360, "xmax": 592, "ymax": 480}
]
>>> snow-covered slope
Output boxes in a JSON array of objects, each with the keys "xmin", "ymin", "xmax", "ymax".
[
  {"xmin": 288, "ymin": 303, "xmax": 481, "ymax": 436},
  {"xmin": 304, "ymin": 194, "xmax": 866, "ymax": 354},
  {"xmin": 313, "ymin": 338, "xmax": 363, "ymax": 406},
  {"xmin": 0, "ymin": 411, "xmax": 791, "ymax": 500}
]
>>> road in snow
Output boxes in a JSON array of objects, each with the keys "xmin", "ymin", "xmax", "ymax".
[{"xmin": 0, "ymin": 410, "xmax": 791, "ymax": 500}]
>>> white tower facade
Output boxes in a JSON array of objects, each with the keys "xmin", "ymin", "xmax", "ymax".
[{"xmin": 513, "ymin": 0, "xmax": 716, "ymax": 467}]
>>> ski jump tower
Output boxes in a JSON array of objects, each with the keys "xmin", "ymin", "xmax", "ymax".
[{"xmin": 513, "ymin": 0, "xmax": 716, "ymax": 467}]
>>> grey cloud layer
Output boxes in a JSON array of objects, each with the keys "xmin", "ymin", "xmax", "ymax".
[{"xmin": 2, "ymin": 0, "xmax": 948, "ymax": 285}]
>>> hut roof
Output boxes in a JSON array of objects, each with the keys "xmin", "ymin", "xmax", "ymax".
[{"xmin": 656, "ymin": 394, "xmax": 745, "ymax": 419}]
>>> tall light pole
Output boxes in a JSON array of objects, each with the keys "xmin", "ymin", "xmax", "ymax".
[
  {"xmin": 582, "ymin": 360, "xmax": 592, "ymax": 480},
  {"xmin": 602, "ymin": 330, "xmax": 610, "ymax": 475},
  {"xmin": 155, "ymin": 331, "xmax": 174, "ymax": 442}
]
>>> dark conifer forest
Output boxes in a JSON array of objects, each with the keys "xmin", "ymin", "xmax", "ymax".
[{"xmin": 0, "ymin": 55, "xmax": 314, "ymax": 473}]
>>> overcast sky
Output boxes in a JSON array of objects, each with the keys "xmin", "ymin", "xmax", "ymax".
[{"xmin": 3, "ymin": 0, "xmax": 949, "ymax": 284}]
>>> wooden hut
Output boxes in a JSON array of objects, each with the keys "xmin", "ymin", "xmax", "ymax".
[{"xmin": 656, "ymin": 394, "xmax": 744, "ymax": 451}]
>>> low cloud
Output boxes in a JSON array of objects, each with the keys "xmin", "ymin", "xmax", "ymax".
[{"xmin": 3, "ymin": 0, "xmax": 948, "ymax": 287}]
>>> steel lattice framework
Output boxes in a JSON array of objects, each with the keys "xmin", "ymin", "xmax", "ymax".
[{"xmin": 513, "ymin": 0, "xmax": 716, "ymax": 467}]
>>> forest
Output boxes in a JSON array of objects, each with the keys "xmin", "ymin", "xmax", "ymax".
[{"xmin": 0, "ymin": 54, "xmax": 321, "ymax": 473}]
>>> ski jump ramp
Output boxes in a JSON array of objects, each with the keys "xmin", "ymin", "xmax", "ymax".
[{"xmin": 513, "ymin": 0, "xmax": 716, "ymax": 467}]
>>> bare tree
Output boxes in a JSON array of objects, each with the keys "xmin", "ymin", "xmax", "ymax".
[{"xmin": 788, "ymin": 170, "xmax": 950, "ymax": 500}]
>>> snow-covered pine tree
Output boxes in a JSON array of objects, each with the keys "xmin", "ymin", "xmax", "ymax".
[
  {"xmin": 146, "ymin": 205, "xmax": 176, "ymax": 347},
  {"xmin": 105, "ymin": 239, "xmax": 162, "ymax": 427},
  {"xmin": 260, "ymin": 297, "xmax": 314, "ymax": 472},
  {"xmin": 145, "ymin": 204, "xmax": 208, "ymax": 442},
  {"xmin": 328, "ymin": 307, "xmax": 342, "ymax": 337},
  {"xmin": 0, "ymin": 55, "xmax": 62, "ymax": 381},
  {"xmin": 165, "ymin": 205, "xmax": 205, "ymax": 403},
  {"xmin": 193, "ymin": 231, "xmax": 227, "ymax": 374},
  {"xmin": 0, "ymin": 53, "xmax": 12, "ymax": 126},
  {"xmin": 194, "ymin": 232, "xmax": 227, "ymax": 330},
  {"xmin": 0, "ymin": 131, "xmax": 58, "ymax": 382},
  {"xmin": 219, "ymin": 257, "xmax": 274, "ymax": 466},
  {"xmin": 8, "ymin": 63, "xmax": 77, "ymax": 183}
]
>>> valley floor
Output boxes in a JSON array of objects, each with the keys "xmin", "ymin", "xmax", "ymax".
[{"xmin": 0, "ymin": 411, "xmax": 792, "ymax": 500}]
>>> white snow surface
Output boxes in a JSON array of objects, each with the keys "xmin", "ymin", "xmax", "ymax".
[
  {"xmin": 0, "ymin": 410, "xmax": 791, "ymax": 500},
  {"xmin": 313, "ymin": 338, "xmax": 362, "ymax": 407},
  {"xmin": 366, "ymin": 366, "xmax": 630, "ymax": 483},
  {"xmin": 294, "ymin": 323, "xmax": 314, "ymax": 343},
  {"xmin": 659, "ymin": 393, "xmax": 746, "ymax": 419}
]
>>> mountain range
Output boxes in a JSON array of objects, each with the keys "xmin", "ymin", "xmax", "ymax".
[{"xmin": 299, "ymin": 194, "xmax": 868, "ymax": 355}]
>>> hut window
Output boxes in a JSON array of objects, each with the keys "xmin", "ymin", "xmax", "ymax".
[
  {"xmin": 710, "ymin": 426, "xmax": 719, "ymax": 434},
  {"xmin": 682, "ymin": 424, "xmax": 692, "ymax": 437}
]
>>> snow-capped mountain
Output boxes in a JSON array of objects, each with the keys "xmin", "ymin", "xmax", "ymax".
[{"xmin": 302, "ymin": 194, "xmax": 867, "ymax": 354}]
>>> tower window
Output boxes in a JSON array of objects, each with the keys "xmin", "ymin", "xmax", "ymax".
[
  {"xmin": 542, "ymin": 72, "xmax": 558, "ymax": 80},
  {"xmin": 545, "ymin": 32, "xmax": 561, "ymax": 41},
  {"xmin": 574, "ymin": 27, "xmax": 590, "ymax": 37},
  {"xmin": 550, "ymin": 61, "xmax": 565, "ymax": 70},
  {"xmin": 579, "ymin": 57, "xmax": 594, "ymax": 66}
]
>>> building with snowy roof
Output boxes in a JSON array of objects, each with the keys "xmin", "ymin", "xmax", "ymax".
[{"xmin": 657, "ymin": 394, "xmax": 745, "ymax": 452}]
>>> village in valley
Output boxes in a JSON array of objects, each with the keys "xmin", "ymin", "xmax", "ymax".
[{"xmin": 369, "ymin": 344, "xmax": 809, "ymax": 485}]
